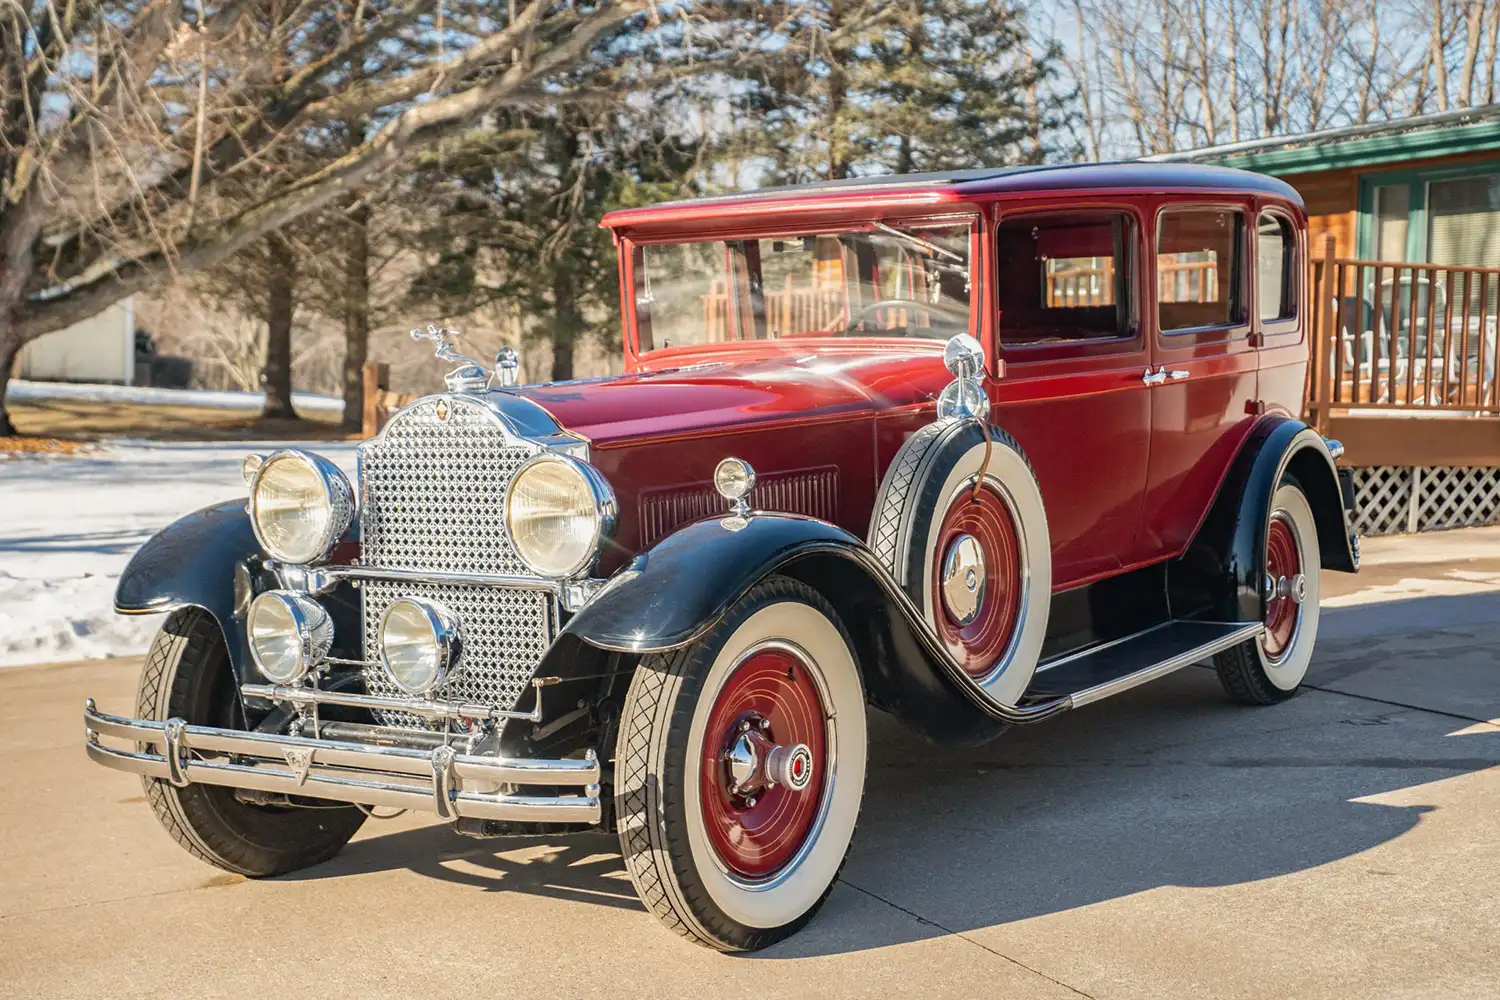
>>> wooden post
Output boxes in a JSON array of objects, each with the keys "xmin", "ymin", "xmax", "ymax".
[
  {"xmin": 362, "ymin": 361, "xmax": 389, "ymax": 439},
  {"xmin": 1308, "ymin": 233, "xmax": 1338, "ymax": 434}
]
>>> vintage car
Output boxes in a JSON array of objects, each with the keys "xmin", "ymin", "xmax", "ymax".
[{"xmin": 84, "ymin": 162, "xmax": 1358, "ymax": 951}]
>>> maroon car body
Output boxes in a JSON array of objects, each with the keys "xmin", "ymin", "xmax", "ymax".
[{"xmin": 89, "ymin": 163, "xmax": 1358, "ymax": 952}]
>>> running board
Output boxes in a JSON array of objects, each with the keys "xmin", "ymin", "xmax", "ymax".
[{"xmin": 1025, "ymin": 620, "xmax": 1264, "ymax": 708}]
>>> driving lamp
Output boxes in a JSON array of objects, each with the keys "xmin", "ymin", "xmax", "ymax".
[
  {"xmin": 505, "ymin": 455, "xmax": 616, "ymax": 579},
  {"xmin": 247, "ymin": 591, "xmax": 333, "ymax": 684},
  {"xmin": 247, "ymin": 450, "xmax": 355, "ymax": 565},
  {"xmin": 378, "ymin": 597, "xmax": 463, "ymax": 695}
]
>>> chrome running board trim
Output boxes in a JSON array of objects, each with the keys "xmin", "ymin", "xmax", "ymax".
[
  {"xmin": 1024, "ymin": 620, "xmax": 1265, "ymax": 709},
  {"xmin": 84, "ymin": 700, "xmax": 601, "ymax": 825}
]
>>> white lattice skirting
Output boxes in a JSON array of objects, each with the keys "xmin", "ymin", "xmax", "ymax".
[{"xmin": 1350, "ymin": 466, "xmax": 1500, "ymax": 535}]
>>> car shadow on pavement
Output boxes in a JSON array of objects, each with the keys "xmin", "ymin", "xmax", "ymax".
[{"xmin": 284, "ymin": 590, "xmax": 1500, "ymax": 958}]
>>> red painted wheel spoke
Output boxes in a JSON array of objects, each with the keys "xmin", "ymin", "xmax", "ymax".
[
  {"xmin": 699, "ymin": 648, "xmax": 828, "ymax": 880},
  {"xmin": 1262, "ymin": 513, "xmax": 1301, "ymax": 660},
  {"xmin": 932, "ymin": 484, "xmax": 1023, "ymax": 676}
]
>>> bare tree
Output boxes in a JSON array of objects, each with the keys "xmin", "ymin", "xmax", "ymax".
[{"xmin": 1, "ymin": 0, "xmax": 829, "ymax": 434}]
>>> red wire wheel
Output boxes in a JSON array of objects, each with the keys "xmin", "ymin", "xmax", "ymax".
[
  {"xmin": 930, "ymin": 483, "xmax": 1024, "ymax": 677},
  {"xmin": 1262, "ymin": 512, "xmax": 1301, "ymax": 662},
  {"xmin": 698, "ymin": 646, "xmax": 829, "ymax": 881}
]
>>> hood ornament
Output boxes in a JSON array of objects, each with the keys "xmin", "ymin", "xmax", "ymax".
[{"xmin": 411, "ymin": 325, "xmax": 491, "ymax": 393}]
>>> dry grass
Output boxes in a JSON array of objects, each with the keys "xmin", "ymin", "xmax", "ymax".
[
  {"xmin": 0, "ymin": 436, "xmax": 98, "ymax": 455},
  {"xmin": 6, "ymin": 397, "xmax": 358, "ymax": 443}
]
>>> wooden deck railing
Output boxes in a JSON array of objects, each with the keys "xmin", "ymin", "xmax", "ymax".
[{"xmin": 1307, "ymin": 233, "xmax": 1500, "ymax": 432}]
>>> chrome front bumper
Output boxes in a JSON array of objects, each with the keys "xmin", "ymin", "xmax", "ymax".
[{"xmin": 84, "ymin": 700, "xmax": 602, "ymax": 825}]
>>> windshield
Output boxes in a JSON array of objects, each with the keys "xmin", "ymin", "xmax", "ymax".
[{"xmin": 631, "ymin": 222, "xmax": 974, "ymax": 352}]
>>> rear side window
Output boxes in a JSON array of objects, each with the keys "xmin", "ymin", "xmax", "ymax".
[
  {"xmin": 1257, "ymin": 213, "xmax": 1297, "ymax": 322},
  {"xmin": 1157, "ymin": 209, "xmax": 1244, "ymax": 332},
  {"xmin": 996, "ymin": 212, "xmax": 1134, "ymax": 345}
]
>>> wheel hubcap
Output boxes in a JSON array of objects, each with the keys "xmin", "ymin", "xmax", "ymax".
[
  {"xmin": 940, "ymin": 533, "xmax": 987, "ymax": 625},
  {"xmin": 1262, "ymin": 512, "xmax": 1302, "ymax": 662},
  {"xmin": 931, "ymin": 483, "xmax": 1024, "ymax": 677},
  {"xmin": 700, "ymin": 645, "xmax": 829, "ymax": 880}
]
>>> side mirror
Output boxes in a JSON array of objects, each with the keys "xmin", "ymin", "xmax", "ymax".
[
  {"xmin": 943, "ymin": 333, "xmax": 985, "ymax": 380},
  {"xmin": 937, "ymin": 334, "xmax": 989, "ymax": 422}
]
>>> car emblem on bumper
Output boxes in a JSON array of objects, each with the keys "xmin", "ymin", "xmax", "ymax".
[{"xmin": 282, "ymin": 747, "xmax": 314, "ymax": 785}]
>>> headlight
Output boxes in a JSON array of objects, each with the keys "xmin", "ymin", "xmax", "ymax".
[
  {"xmin": 505, "ymin": 455, "xmax": 616, "ymax": 578},
  {"xmin": 247, "ymin": 591, "xmax": 332, "ymax": 684},
  {"xmin": 378, "ymin": 597, "xmax": 462, "ymax": 695},
  {"xmin": 248, "ymin": 450, "xmax": 354, "ymax": 565}
]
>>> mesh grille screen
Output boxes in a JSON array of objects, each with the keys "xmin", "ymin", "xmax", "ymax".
[
  {"xmin": 360, "ymin": 396, "xmax": 535, "ymax": 576},
  {"xmin": 358, "ymin": 396, "xmax": 554, "ymax": 729}
]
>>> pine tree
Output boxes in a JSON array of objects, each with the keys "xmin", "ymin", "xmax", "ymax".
[
  {"xmin": 402, "ymin": 111, "xmax": 700, "ymax": 382},
  {"xmin": 733, "ymin": 0, "xmax": 1064, "ymax": 182}
]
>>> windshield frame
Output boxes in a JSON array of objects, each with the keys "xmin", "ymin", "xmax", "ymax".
[{"xmin": 620, "ymin": 212, "xmax": 982, "ymax": 361}]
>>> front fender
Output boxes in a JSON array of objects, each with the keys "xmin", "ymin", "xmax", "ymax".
[
  {"xmin": 563, "ymin": 513, "xmax": 1064, "ymax": 746},
  {"xmin": 115, "ymin": 500, "xmax": 267, "ymax": 679},
  {"xmin": 1170, "ymin": 418, "xmax": 1357, "ymax": 623}
]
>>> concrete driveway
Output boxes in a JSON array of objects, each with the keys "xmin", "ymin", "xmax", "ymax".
[{"xmin": 3, "ymin": 529, "xmax": 1499, "ymax": 999}]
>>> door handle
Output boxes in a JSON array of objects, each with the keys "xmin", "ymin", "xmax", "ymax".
[
  {"xmin": 1142, "ymin": 366, "xmax": 1167, "ymax": 386},
  {"xmin": 1166, "ymin": 369, "xmax": 1190, "ymax": 380}
]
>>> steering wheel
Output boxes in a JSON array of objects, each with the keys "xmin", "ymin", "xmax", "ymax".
[{"xmin": 840, "ymin": 298, "xmax": 966, "ymax": 336}]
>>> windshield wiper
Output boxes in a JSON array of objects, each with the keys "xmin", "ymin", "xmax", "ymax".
[{"xmin": 871, "ymin": 221, "xmax": 965, "ymax": 264}]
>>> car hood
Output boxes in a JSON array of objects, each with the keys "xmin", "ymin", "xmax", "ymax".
[{"xmin": 509, "ymin": 344, "xmax": 952, "ymax": 447}]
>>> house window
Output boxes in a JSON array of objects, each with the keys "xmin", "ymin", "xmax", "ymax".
[
  {"xmin": 1157, "ymin": 209, "xmax": 1244, "ymax": 332},
  {"xmin": 1360, "ymin": 167, "xmax": 1500, "ymax": 319},
  {"xmin": 1257, "ymin": 213, "xmax": 1296, "ymax": 322},
  {"xmin": 1374, "ymin": 184, "xmax": 1410, "ymax": 261}
]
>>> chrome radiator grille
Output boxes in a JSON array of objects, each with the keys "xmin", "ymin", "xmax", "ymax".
[
  {"xmin": 358, "ymin": 396, "xmax": 555, "ymax": 728},
  {"xmin": 360, "ymin": 396, "xmax": 535, "ymax": 576}
]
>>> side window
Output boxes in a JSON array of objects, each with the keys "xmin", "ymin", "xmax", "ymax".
[
  {"xmin": 1157, "ymin": 209, "xmax": 1244, "ymax": 333},
  {"xmin": 1257, "ymin": 213, "xmax": 1297, "ymax": 322},
  {"xmin": 996, "ymin": 212, "xmax": 1134, "ymax": 346}
]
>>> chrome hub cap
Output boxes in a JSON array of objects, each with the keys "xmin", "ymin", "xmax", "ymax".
[{"xmin": 940, "ymin": 533, "xmax": 986, "ymax": 626}]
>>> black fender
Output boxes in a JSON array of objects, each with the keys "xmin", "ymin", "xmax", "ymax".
[
  {"xmin": 114, "ymin": 501, "xmax": 364, "ymax": 684},
  {"xmin": 1170, "ymin": 417, "xmax": 1357, "ymax": 623},
  {"xmin": 561, "ymin": 513, "xmax": 1067, "ymax": 747},
  {"xmin": 115, "ymin": 500, "xmax": 265, "ymax": 679}
]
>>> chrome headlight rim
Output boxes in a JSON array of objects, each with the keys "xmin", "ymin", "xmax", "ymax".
[
  {"xmin": 503, "ymin": 453, "xmax": 618, "ymax": 580},
  {"xmin": 377, "ymin": 596, "xmax": 463, "ymax": 695},
  {"xmin": 247, "ymin": 590, "xmax": 333, "ymax": 684},
  {"xmin": 247, "ymin": 449, "xmax": 356, "ymax": 566}
]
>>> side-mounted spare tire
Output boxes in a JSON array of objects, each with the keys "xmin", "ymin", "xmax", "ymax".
[{"xmin": 868, "ymin": 420, "xmax": 1051, "ymax": 707}]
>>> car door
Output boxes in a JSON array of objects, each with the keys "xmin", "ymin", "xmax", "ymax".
[
  {"xmin": 1134, "ymin": 200, "xmax": 1260, "ymax": 563},
  {"xmin": 988, "ymin": 201, "xmax": 1153, "ymax": 589}
]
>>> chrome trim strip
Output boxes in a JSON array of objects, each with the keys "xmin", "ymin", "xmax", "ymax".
[
  {"xmin": 271, "ymin": 562, "xmax": 564, "ymax": 595},
  {"xmin": 1067, "ymin": 622, "xmax": 1265, "ymax": 708},
  {"xmin": 239, "ymin": 682, "xmax": 544, "ymax": 724},
  {"xmin": 84, "ymin": 701, "xmax": 602, "ymax": 824}
]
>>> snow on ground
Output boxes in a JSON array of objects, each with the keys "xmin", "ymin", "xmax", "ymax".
[
  {"xmin": 0, "ymin": 440, "xmax": 357, "ymax": 667},
  {"xmin": 8, "ymin": 379, "xmax": 344, "ymax": 414}
]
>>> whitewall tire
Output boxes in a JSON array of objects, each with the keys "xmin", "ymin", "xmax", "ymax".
[
  {"xmin": 1214, "ymin": 481, "xmax": 1322, "ymax": 703},
  {"xmin": 614, "ymin": 576, "xmax": 867, "ymax": 951},
  {"xmin": 869, "ymin": 421, "xmax": 1051, "ymax": 706}
]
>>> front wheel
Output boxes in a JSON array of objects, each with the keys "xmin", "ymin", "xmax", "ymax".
[
  {"xmin": 614, "ymin": 576, "xmax": 867, "ymax": 951},
  {"xmin": 1214, "ymin": 480, "xmax": 1323, "ymax": 704},
  {"xmin": 136, "ymin": 608, "xmax": 365, "ymax": 876}
]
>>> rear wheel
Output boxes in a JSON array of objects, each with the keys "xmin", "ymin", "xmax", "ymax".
[
  {"xmin": 614, "ymin": 576, "xmax": 867, "ymax": 951},
  {"xmin": 1214, "ymin": 481, "xmax": 1322, "ymax": 705},
  {"xmin": 137, "ymin": 608, "xmax": 364, "ymax": 876}
]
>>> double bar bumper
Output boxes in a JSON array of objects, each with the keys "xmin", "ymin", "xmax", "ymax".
[{"xmin": 84, "ymin": 700, "xmax": 602, "ymax": 825}]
